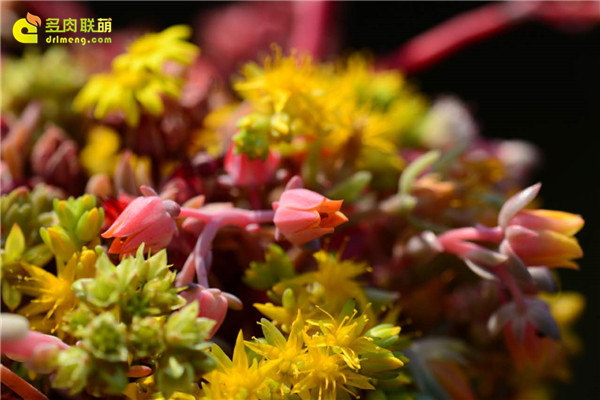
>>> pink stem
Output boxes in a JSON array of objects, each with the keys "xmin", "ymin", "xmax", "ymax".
[
  {"xmin": 383, "ymin": 2, "xmax": 538, "ymax": 74},
  {"xmin": 178, "ymin": 207, "xmax": 275, "ymax": 227},
  {"xmin": 437, "ymin": 226, "xmax": 504, "ymax": 257},
  {"xmin": 176, "ymin": 208, "xmax": 276, "ymax": 286},
  {"xmin": 497, "ymin": 265, "xmax": 527, "ymax": 312}
]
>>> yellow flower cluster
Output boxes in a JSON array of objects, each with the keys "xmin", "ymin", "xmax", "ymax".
[
  {"xmin": 74, "ymin": 26, "xmax": 199, "ymax": 126},
  {"xmin": 206, "ymin": 250, "xmax": 408, "ymax": 399},
  {"xmin": 255, "ymin": 251, "xmax": 373, "ymax": 332},
  {"xmin": 202, "ymin": 306, "xmax": 405, "ymax": 400},
  {"xmin": 232, "ymin": 48, "xmax": 427, "ymax": 175}
]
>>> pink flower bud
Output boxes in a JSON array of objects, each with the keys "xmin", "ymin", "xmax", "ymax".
[
  {"xmin": 180, "ymin": 286, "xmax": 238, "ymax": 338},
  {"xmin": 224, "ymin": 143, "xmax": 280, "ymax": 187},
  {"xmin": 102, "ymin": 190, "xmax": 179, "ymax": 256},
  {"xmin": 273, "ymin": 188, "xmax": 348, "ymax": 246}
]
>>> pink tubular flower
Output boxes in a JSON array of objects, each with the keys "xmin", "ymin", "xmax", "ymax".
[
  {"xmin": 273, "ymin": 188, "xmax": 348, "ymax": 246},
  {"xmin": 509, "ymin": 209, "xmax": 584, "ymax": 237},
  {"xmin": 224, "ymin": 143, "xmax": 280, "ymax": 187},
  {"xmin": 500, "ymin": 183, "xmax": 584, "ymax": 269},
  {"xmin": 102, "ymin": 187, "xmax": 179, "ymax": 256}
]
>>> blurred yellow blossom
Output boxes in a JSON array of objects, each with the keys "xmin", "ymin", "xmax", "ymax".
[
  {"xmin": 74, "ymin": 26, "xmax": 198, "ymax": 126},
  {"xmin": 80, "ymin": 126, "xmax": 121, "ymax": 176}
]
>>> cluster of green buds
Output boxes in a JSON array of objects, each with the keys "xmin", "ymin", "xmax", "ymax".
[
  {"xmin": 1, "ymin": 47, "xmax": 87, "ymax": 126},
  {"xmin": 1, "ymin": 185, "xmax": 62, "ymax": 309},
  {"xmin": 1, "ymin": 184, "xmax": 60, "ymax": 248},
  {"xmin": 40, "ymin": 194, "xmax": 104, "ymax": 262},
  {"xmin": 53, "ymin": 246, "xmax": 216, "ymax": 398},
  {"xmin": 233, "ymin": 111, "xmax": 301, "ymax": 160},
  {"xmin": 362, "ymin": 323, "xmax": 412, "ymax": 396}
]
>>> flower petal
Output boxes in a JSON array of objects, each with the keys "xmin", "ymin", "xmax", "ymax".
[{"xmin": 510, "ymin": 209, "xmax": 584, "ymax": 236}]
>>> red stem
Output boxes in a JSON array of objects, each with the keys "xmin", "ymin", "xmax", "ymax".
[
  {"xmin": 176, "ymin": 207, "xmax": 275, "ymax": 286},
  {"xmin": 383, "ymin": 2, "xmax": 539, "ymax": 74},
  {"xmin": 497, "ymin": 266, "xmax": 527, "ymax": 312},
  {"xmin": 0, "ymin": 364, "xmax": 48, "ymax": 400}
]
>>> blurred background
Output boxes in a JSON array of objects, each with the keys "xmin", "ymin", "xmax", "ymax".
[{"xmin": 2, "ymin": 1, "xmax": 599, "ymax": 398}]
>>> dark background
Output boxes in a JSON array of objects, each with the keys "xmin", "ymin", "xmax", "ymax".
[{"xmin": 58, "ymin": 1, "xmax": 600, "ymax": 398}]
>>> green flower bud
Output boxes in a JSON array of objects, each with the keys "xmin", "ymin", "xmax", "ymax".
[
  {"xmin": 82, "ymin": 313, "xmax": 128, "ymax": 362},
  {"xmin": 366, "ymin": 324, "xmax": 402, "ymax": 348},
  {"xmin": 165, "ymin": 302, "xmax": 214, "ymax": 350},
  {"xmin": 40, "ymin": 226, "xmax": 77, "ymax": 260},
  {"xmin": 52, "ymin": 347, "xmax": 91, "ymax": 395},
  {"xmin": 73, "ymin": 253, "xmax": 119, "ymax": 308},
  {"xmin": 63, "ymin": 303, "xmax": 94, "ymax": 337},
  {"xmin": 3, "ymin": 223, "xmax": 25, "ymax": 262},
  {"xmin": 360, "ymin": 352, "xmax": 404, "ymax": 376},
  {"xmin": 1, "ymin": 184, "xmax": 59, "ymax": 246},
  {"xmin": 282, "ymin": 288, "xmax": 296, "ymax": 311},
  {"xmin": 155, "ymin": 355, "xmax": 195, "ymax": 399},
  {"xmin": 53, "ymin": 198, "xmax": 78, "ymax": 231},
  {"xmin": 2, "ymin": 280, "xmax": 22, "ymax": 310},
  {"xmin": 75, "ymin": 207, "xmax": 104, "ymax": 243},
  {"xmin": 91, "ymin": 361, "xmax": 128, "ymax": 396},
  {"xmin": 233, "ymin": 115, "xmax": 271, "ymax": 160},
  {"xmin": 129, "ymin": 316, "xmax": 166, "ymax": 359}
]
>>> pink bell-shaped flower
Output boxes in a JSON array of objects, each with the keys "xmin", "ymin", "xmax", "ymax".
[
  {"xmin": 102, "ymin": 186, "xmax": 180, "ymax": 256},
  {"xmin": 273, "ymin": 188, "xmax": 348, "ymax": 246}
]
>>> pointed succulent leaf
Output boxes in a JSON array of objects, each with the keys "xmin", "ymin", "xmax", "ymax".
[{"xmin": 498, "ymin": 183, "xmax": 541, "ymax": 229}]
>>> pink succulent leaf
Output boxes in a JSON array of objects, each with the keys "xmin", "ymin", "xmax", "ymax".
[
  {"xmin": 488, "ymin": 301, "xmax": 520, "ymax": 337},
  {"xmin": 464, "ymin": 248, "xmax": 508, "ymax": 266},
  {"xmin": 498, "ymin": 182, "xmax": 541, "ymax": 229},
  {"xmin": 140, "ymin": 185, "xmax": 159, "ymax": 197},
  {"xmin": 525, "ymin": 298, "xmax": 561, "ymax": 340},
  {"xmin": 527, "ymin": 267, "xmax": 557, "ymax": 292},
  {"xmin": 405, "ymin": 231, "xmax": 444, "ymax": 258},
  {"xmin": 285, "ymin": 175, "xmax": 304, "ymax": 190},
  {"xmin": 463, "ymin": 259, "xmax": 499, "ymax": 281},
  {"xmin": 488, "ymin": 298, "xmax": 559, "ymax": 341},
  {"xmin": 222, "ymin": 292, "xmax": 243, "ymax": 310}
]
